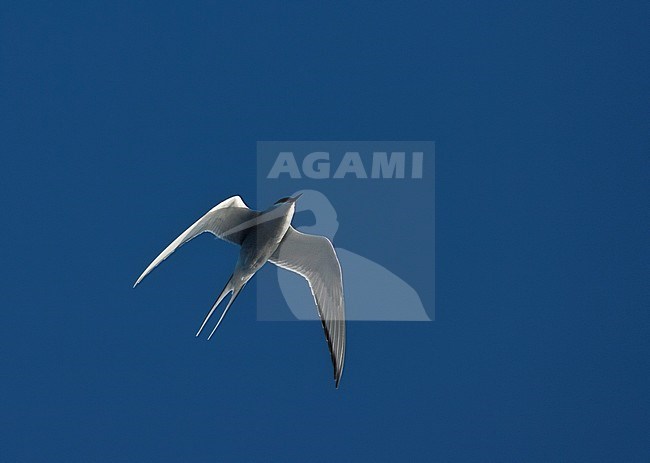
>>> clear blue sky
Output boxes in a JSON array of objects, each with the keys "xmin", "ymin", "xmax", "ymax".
[{"xmin": 1, "ymin": 1, "xmax": 648, "ymax": 461}]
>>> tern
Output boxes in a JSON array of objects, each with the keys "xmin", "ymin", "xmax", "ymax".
[{"xmin": 133, "ymin": 195, "xmax": 345, "ymax": 387}]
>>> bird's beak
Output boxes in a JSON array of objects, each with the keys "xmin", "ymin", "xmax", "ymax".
[{"xmin": 290, "ymin": 193, "xmax": 303, "ymax": 203}]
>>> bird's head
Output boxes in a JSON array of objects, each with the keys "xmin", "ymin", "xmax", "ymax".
[{"xmin": 274, "ymin": 193, "xmax": 302, "ymax": 206}]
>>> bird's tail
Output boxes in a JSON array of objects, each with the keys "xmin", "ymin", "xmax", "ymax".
[{"xmin": 196, "ymin": 275, "xmax": 245, "ymax": 339}]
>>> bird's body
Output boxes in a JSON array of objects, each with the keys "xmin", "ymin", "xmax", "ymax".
[
  {"xmin": 134, "ymin": 195, "xmax": 345, "ymax": 387},
  {"xmin": 236, "ymin": 201, "xmax": 295, "ymax": 280}
]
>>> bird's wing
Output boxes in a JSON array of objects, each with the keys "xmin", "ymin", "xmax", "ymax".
[
  {"xmin": 134, "ymin": 196, "xmax": 259, "ymax": 287},
  {"xmin": 269, "ymin": 226, "xmax": 346, "ymax": 387}
]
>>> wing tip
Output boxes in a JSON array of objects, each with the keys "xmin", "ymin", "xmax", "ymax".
[
  {"xmin": 133, "ymin": 259, "xmax": 161, "ymax": 288},
  {"xmin": 133, "ymin": 271, "xmax": 147, "ymax": 288}
]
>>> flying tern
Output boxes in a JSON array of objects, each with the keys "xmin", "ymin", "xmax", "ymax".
[{"xmin": 133, "ymin": 195, "xmax": 346, "ymax": 387}]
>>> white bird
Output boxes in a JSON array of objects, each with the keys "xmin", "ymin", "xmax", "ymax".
[{"xmin": 133, "ymin": 195, "xmax": 345, "ymax": 387}]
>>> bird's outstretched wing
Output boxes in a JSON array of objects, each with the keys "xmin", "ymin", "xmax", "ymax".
[
  {"xmin": 269, "ymin": 226, "xmax": 346, "ymax": 387},
  {"xmin": 134, "ymin": 196, "xmax": 259, "ymax": 287}
]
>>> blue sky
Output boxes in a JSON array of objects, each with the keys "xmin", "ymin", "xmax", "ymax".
[{"xmin": 1, "ymin": 1, "xmax": 648, "ymax": 461}]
